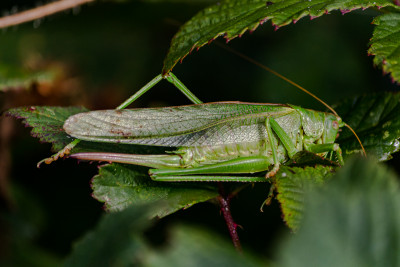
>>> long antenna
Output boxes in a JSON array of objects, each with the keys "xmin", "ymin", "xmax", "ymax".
[
  {"xmin": 345, "ymin": 123, "xmax": 366, "ymax": 156},
  {"xmin": 215, "ymin": 42, "xmax": 338, "ymax": 116},
  {"xmin": 215, "ymin": 42, "xmax": 367, "ymax": 157}
]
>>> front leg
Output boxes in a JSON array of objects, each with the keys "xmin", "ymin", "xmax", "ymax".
[
  {"xmin": 305, "ymin": 143, "xmax": 344, "ymax": 165},
  {"xmin": 265, "ymin": 117, "xmax": 299, "ymax": 178}
]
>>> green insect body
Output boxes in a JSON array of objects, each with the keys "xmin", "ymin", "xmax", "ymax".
[{"xmin": 64, "ymin": 101, "xmax": 344, "ymax": 182}]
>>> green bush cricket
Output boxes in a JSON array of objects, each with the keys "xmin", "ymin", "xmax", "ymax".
[{"xmin": 57, "ymin": 59, "xmax": 366, "ymax": 182}]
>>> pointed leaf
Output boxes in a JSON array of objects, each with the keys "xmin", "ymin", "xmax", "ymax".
[
  {"xmin": 7, "ymin": 106, "xmax": 88, "ymax": 151},
  {"xmin": 272, "ymin": 166, "xmax": 335, "ymax": 231},
  {"xmin": 369, "ymin": 13, "xmax": 400, "ymax": 84},
  {"xmin": 278, "ymin": 157, "xmax": 400, "ymax": 267},
  {"xmin": 162, "ymin": 0, "xmax": 399, "ymax": 74},
  {"xmin": 91, "ymin": 163, "xmax": 219, "ymax": 217},
  {"xmin": 335, "ymin": 92, "xmax": 400, "ymax": 160}
]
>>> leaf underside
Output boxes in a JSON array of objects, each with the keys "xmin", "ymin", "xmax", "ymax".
[
  {"xmin": 8, "ymin": 92, "xmax": 400, "ymax": 218},
  {"xmin": 162, "ymin": 0, "xmax": 399, "ymax": 74}
]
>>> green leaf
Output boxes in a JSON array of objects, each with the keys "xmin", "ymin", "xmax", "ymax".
[
  {"xmin": 272, "ymin": 166, "xmax": 335, "ymax": 231},
  {"xmin": 91, "ymin": 163, "xmax": 219, "ymax": 217},
  {"xmin": 335, "ymin": 92, "xmax": 400, "ymax": 161},
  {"xmin": 162, "ymin": 0, "xmax": 399, "ymax": 74},
  {"xmin": 64, "ymin": 203, "xmax": 157, "ymax": 267},
  {"xmin": 369, "ymin": 13, "xmax": 400, "ymax": 84},
  {"xmin": 278, "ymin": 157, "xmax": 400, "ymax": 267},
  {"xmin": 144, "ymin": 225, "xmax": 267, "ymax": 267},
  {"xmin": 7, "ymin": 106, "xmax": 88, "ymax": 151}
]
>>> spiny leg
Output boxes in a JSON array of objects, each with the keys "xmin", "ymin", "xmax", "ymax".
[
  {"xmin": 164, "ymin": 72, "xmax": 203, "ymax": 104},
  {"xmin": 265, "ymin": 118, "xmax": 280, "ymax": 178},
  {"xmin": 265, "ymin": 117, "xmax": 300, "ymax": 178},
  {"xmin": 152, "ymin": 175, "xmax": 268, "ymax": 182},
  {"xmin": 149, "ymin": 156, "xmax": 271, "ymax": 179},
  {"xmin": 305, "ymin": 143, "xmax": 344, "ymax": 166},
  {"xmin": 269, "ymin": 117, "xmax": 298, "ymax": 158},
  {"xmin": 260, "ymin": 183, "xmax": 276, "ymax": 212}
]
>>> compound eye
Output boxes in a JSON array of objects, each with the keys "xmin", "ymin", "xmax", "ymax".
[{"xmin": 332, "ymin": 120, "xmax": 339, "ymax": 130}]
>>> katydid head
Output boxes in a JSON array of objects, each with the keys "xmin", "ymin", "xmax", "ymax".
[
  {"xmin": 322, "ymin": 113, "xmax": 366, "ymax": 157},
  {"xmin": 323, "ymin": 113, "xmax": 345, "ymax": 143}
]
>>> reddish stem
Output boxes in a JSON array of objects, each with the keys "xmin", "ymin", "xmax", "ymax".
[{"xmin": 217, "ymin": 183, "xmax": 242, "ymax": 252}]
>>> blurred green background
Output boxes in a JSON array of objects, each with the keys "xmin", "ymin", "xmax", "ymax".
[{"xmin": 1, "ymin": 1, "xmax": 399, "ymax": 265}]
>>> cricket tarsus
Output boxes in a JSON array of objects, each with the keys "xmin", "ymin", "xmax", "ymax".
[
  {"xmin": 37, "ymin": 139, "xmax": 80, "ymax": 167},
  {"xmin": 65, "ymin": 101, "xmax": 347, "ymax": 180}
]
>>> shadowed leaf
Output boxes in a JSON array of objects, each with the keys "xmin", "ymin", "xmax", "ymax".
[
  {"xmin": 64, "ymin": 203, "xmax": 157, "ymax": 267},
  {"xmin": 144, "ymin": 225, "xmax": 266, "ymax": 267}
]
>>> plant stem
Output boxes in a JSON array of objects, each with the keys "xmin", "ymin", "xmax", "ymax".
[
  {"xmin": 0, "ymin": 0, "xmax": 94, "ymax": 29},
  {"xmin": 217, "ymin": 183, "xmax": 242, "ymax": 253}
]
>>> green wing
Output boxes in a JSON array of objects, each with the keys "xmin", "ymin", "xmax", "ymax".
[{"xmin": 63, "ymin": 102, "xmax": 293, "ymax": 147}]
